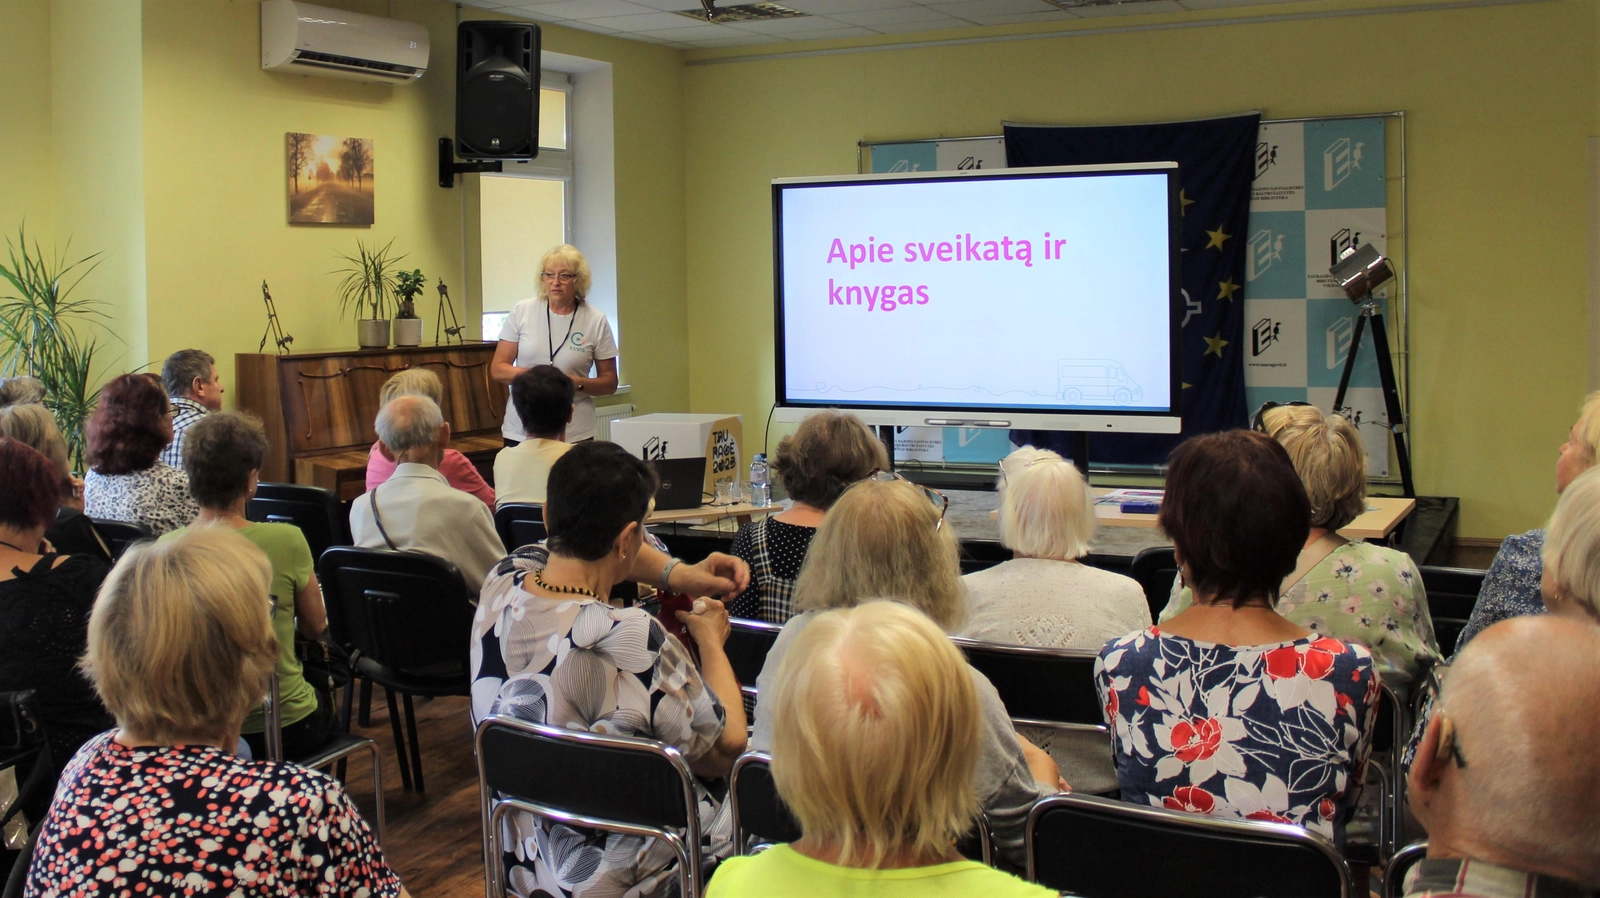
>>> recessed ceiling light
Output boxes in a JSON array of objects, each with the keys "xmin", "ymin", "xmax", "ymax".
[{"xmin": 673, "ymin": 2, "xmax": 809, "ymax": 23}]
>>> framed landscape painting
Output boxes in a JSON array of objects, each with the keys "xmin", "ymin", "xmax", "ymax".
[{"xmin": 286, "ymin": 133, "xmax": 374, "ymax": 225}]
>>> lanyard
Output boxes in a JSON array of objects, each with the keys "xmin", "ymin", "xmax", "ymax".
[{"xmin": 547, "ymin": 302, "xmax": 578, "ymax": 365}]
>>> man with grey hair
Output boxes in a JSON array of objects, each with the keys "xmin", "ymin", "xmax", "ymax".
[
  {"xmin": 1404, "ymin": 615, "xmax": 1600, "ymax": 897},
  {"xmin": 349, "ymin": 395, "xmax": 503, "ymax": 593},
  {"xmin": 159, "ymin": 348, "xmax": 224, "ymax": 468}
]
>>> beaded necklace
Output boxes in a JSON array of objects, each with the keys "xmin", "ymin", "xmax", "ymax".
[{"xmin": 531, "ymin": 566, "xmax": 598, "ymax": 599}]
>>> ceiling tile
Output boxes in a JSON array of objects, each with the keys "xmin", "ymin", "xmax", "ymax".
[
  {"xmin": 723, "ymin": 15, "xmax": 853, "ymax": 33},
  {"xmin": 860, "ymin": 15, "xmax": 973, "ymax": 31},
  {"xmin": 634, "ymin": 22, "xmax": 758, "ymax": 39},
  {"xmin": 780, "ymin": 0, "xmax": 912, "ymax": 13},
  {"xmin": 530, "ymin": 0, "xmax": 659, "ymax": 19},
  {"xmin": 555, "ymin": 16, "xmax": 627, "ymax": 31},
  {"xmin": 832, "ymin": 4, "xmax": 957, "ymax": 25},
  {"xmin": 621, "ymin": 0, "xmax": 711, "ymax": 8},
  {"xmin": 1067, "ymin": 0, "xmax": 1184, "ymax": 16},
  {"xmin": 922, "ymin": 0, "xmax": 1058, "ymax": 17},
  {"xmin": 683, "ymin": 33, "xmax": 787, "ymax": 45},
  {"xmin": 955, "ymin": 8, "xmax": 1076, "ymax": 23},
  {"xmin": 760, "ymin": 23, "xmax": 881, "ymax": 38},
  {"xmin": 581, "ymin": 10, "xmax": 705, "ymax": 29}
]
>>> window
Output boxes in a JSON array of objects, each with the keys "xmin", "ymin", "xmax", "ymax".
[{"xmin": 482, "ymin": 75, "xmax": 571, "ymax": 338}]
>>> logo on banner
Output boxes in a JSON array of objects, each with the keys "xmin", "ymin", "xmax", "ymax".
[
  {"xmin": 710, "ymin": 429, "xmax": 737, "ymax": 474},
  {"xmin": 1330, "ymin": 229, "xmax": 1363, "ymax": 268},
  {"xmin": 1323, "ymin": 138, "xmax": 1367, "ymax": 191},
  {"xmin": 1180, "ymin": 288, "xmax": 1201, "ymax": 328},
  {"xmin": 1254, "ymin": 142, "xmax": 1279, "ymax": 180},
  {"xmin": 1247, "ymin": 230, "xmax": 1285, "ymax": 281},
  {"xmin": 642, "ymin": 436, "xmax": 669, "ymax": 460},
  {"xmin": 1252, "ymin": 318, "xmax": 1282, "ymax": 356},
  {"xmin": 887, "ymin": 159, "xmax": 922, "ymax": 173},
  {"xmin": 955, "ymin": 156, "xmax": 983, "ymax": 170},
  {"xmin": 1327, "ymin": 317, "xmax": 1355, "ymax": 370}
]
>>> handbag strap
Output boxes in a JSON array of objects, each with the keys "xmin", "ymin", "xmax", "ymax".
[
  {"xmin": 1281, "ymin": 531, "xmax": 1347, "ymax": 594},
  {"xmin": 368, "ymin": 485, "xmax": 398, "ymax": 551}
]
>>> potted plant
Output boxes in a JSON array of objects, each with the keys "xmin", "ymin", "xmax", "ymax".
[
  {"xmin": 393, "ymin": 268, "xmax": 425, "ymax": 347},
  {"xmin": 0, "ymin": 226, "xmax": 112, "ymax": 472},
  {"xmin": 334, "ymin": 238, "xmax": 404, "ymax": 348}
]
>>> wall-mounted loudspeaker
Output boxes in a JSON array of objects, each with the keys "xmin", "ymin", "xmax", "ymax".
[{"xmin": 455, "ymin": 21, "xmax": 540, "ymax": 160}]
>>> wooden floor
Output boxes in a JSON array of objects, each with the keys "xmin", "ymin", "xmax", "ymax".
[{"xmin": 336, "ymin": 693, "xmax": 486, "ymax": 898}]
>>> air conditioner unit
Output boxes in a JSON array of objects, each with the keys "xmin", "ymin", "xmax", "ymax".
[{"xmin": 261, "ymin": 0, "xmax": 428, "ymax": 85}]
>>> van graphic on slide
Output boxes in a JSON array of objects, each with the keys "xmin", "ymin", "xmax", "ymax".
[{"xmin": 1057, "ymin": 359, "xmax": 1143, "ymax": 404}]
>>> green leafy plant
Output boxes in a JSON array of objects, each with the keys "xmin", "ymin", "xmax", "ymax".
[
  {"xmin": 395, "ymin": 268, "xmax": 425, "ymax": 320},
  {"xmin": 333, "ymin": 238, "xmax": 405, "ymax": 321},
  {"xmin": 0, "ymin": 226, "xmax": 112, "ymax": 472}
]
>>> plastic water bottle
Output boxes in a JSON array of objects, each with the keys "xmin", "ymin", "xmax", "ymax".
[{"xmin": 749, "ymin": 454, "xmax": 771, "ymax": 508}]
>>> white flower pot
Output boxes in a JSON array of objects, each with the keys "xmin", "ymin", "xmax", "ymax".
[
  {"xmin": 357, "ymin": 319, "xmax": 391, "ymax": 349},
  {"xmin": 392, "ymin": 318, "xmax": 423, "ymax": 347}
]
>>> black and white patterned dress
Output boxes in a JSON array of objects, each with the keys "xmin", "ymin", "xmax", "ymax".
[
  {"xmin": 84, "ymin": 461, "xmax": 199, "ymax": 536},
  {"xmin": 470, "ymin": 545, "xmax": 733, "ymax": 898},
  {"xmin": 727, "ymin": 518, "xmax": 815, "ymax": 624}
]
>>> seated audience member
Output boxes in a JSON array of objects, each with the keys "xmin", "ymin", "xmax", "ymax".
[
  {"xmin": 1162, "ymin": 404, "xmax": 1440, "ymax": 696},
  {"xmin": 0, "ymin": 403, "xmax": 110, "ymax": 560},
  {"xmin": 471, "ymin": 441, "xmax": 747, "ymax": 897},
  {"xmin": 1540, "ymin": 465, "xmax": 1600, "ymax": 625},
  {"xmin": 172, "ymin": 412, "xmax": 334, "ymax": 759},
  {"xmin": 1097, "ymin": 430, "xmax": 1376, "ymax": 847},
  {"xmin": 0, "ymin": 438, "xmax": 113, "ymax": 817},
  {"xmin": 961, "ymin": 447, "xmax": 1148, "ymax": 794},
  {"xmin": 350, "ymin": 395, "xmax": 504, "ymax": 592},
  {"xmin": 22, "ymin": 528, "xmax": 405, "ymax": 898},
  {"xmin": 492, "ymin": 365, "xmax": 574, "ymax": 507},
  {"xmin": 83, "ymin": 372, "xmax": 199, "ymax": 535},
  {"xmin": 753, "ymin": 476, "xmax": 1061, "ymax": 865},
  {"xmin": 0, "ymin": 375, "xmax": 45, "ymax": 407},
  {"xmin": 1454, "ymin": 391, "xmax": 1600, "ymax": 650},
  {"xmin": 728, "ymin": 410, "xmax": 886, "ymax": 623},
  {"xmin": 1404, "ymin": 616, "xmax": 1600, "ymax": 896},
  {"xmin": 158, "ymin": 348, "xmax": 224, "ymax": 468},
  {"xmin": 707, "ymin": 602, "xmax": 1057, "ymax": 897},
  {"xmin": 365, "ymin": 368, "xmax": 494, "ymax": 508}
]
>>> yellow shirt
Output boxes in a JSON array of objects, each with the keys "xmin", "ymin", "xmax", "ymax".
[
  {"xmin": 493, "ymin": 438, "xmax": 572, "ymax": 506},
  {"xmin": 705, "ymin": 845, "xmax": 1059, "ymax": 898}
]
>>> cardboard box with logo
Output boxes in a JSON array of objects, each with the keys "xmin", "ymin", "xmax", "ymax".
[{"xmin": 609, "ymin": 413, "xmax": 744, "ymax": 498}]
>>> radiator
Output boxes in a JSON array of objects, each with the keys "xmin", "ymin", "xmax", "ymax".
[{"xmin": 595, "ymin": 403, "xmax": 635, "ymax": 442}]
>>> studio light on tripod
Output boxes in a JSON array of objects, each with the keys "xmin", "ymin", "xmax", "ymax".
[{"xmin": 1330, "ymin": 243, "xmax": 1394, "ymax": 302}]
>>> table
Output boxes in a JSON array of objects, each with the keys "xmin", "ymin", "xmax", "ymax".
[
  {"xmin": 1085, "ymin": 489, "xmax": 1416, "ymax": 541},
  {"xmin": 646, "ymin": 501, "xmax": 776, "ymax": 528}
]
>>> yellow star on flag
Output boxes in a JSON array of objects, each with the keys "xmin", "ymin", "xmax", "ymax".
[
  {"xmin": 1217, "ymin": 278, "xmax": 1240, "ymax": 302},
  {"xmin": 1181, "ymin": 382, "xmax": 1193, "ymax": 390},
  {"xmin": 1180, "ymin": 190, "xmax": 1196, "ymax": 216},
  {"xmin": 1204, "ymin": 226, "xmax": 1231, "ymax": 250},
  {"xmin": 1203, "ymin": 332, "xmax": 1228, "ymax": 357}
]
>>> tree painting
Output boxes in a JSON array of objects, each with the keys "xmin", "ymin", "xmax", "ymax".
[{"xmin": 286, "ymin": 132, "xmax": 375, "ymax": 225}]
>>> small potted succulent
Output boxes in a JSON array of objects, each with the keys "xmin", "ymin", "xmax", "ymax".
[{"xmin": 393, "ymin": 268, "xmax": 426, "ymax": 347}]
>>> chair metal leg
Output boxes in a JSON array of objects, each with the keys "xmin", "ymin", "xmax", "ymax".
[
  {"xmin": 337, "ymin": 678, "xmax": 355, "ymax": 781},
  {"xmin": 403, "ymin": 692, "xmax": 425, "ymax": 793},
  {"xmin": 359, "ymin": 679, "xmax": 374, "ymax": 727},
  {"xmin": 384, "ymin": 687, "xmax": 413, "ymax": 792},
  {"xmin": 367, "ymin": 739, "xmax": 386, "ymax": 848}
]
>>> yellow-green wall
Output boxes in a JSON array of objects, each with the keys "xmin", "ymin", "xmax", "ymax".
[
  {"xmin": 682, "ymin": 0, "xmax": 1598, "ymax": 539},
  {"xmin": 0, "ymin": 1, "xmax": 53, "ymax": 239}
]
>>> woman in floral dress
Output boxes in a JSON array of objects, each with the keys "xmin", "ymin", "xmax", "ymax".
[
  {"xmin": 470, "ymin": 441, "xmax": 748, "ymax": 898},
  {"xmin": 1097, "ymin": 430, "xmax": 1377, "ymax": 848}
]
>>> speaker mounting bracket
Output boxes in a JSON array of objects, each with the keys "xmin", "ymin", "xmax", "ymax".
[{"xmin": 438, "ymin": 138, "xmax": 503, "ymax": 188}]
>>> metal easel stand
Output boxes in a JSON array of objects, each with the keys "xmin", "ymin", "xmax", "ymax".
[{"xmin": 1332, "ymin": 295, "xmax": 1414, "ymax": 498}]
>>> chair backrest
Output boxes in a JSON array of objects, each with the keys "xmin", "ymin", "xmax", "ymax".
[
  {"xmin": 493, "ymin": 503, "xmax": 546, "ymax": 553},
  {"xmin": 1419, "ymin": 565, "xmax": 1485, "ymax": 657},
  {"xmin": 476, "ymin": 714, "xmax": 703, "ymax": 896},
  {"xmin": 90, "ymin": 518, "xmax": 152, "ymax": 560},
  {"xmin": 1028, "ymin": 793, "xmax": 1353, "ymax": 898},
  {"xmin": 950, "ymin": 638, "xmax": 1104, "ymax": 732},
  {"xmin": 316, "ymin": 546, "xmax": 476, "ymax": 679},
  {"xmin": 248, "ymin": 482, "xmax": 348, "ymax": 561},
  {"xmin": 729, "ymin": 751, "xmax": 801, "ymax": 850},
  {"xmin": 1130, "ymin": 545, "xmax": 1180, "ymax": 622},
  {"xmin": 1383, "ymin": 840, "xmax": 1429, "ymax": 898},
  {"xmin": 0, "ymin": 691, "xmax": 50, "ymax": 822},
  {"xmin": 726, "ymin": 618, "xmax": 783, "ymax": 708}
]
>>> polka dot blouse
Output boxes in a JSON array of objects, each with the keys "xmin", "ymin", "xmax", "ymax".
[{"xmin": 728, "ymin": 518, "xmax": 816, "ymax": 624}]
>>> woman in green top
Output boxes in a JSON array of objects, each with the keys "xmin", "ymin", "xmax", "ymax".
[
  {"xmin": 706, "ymin": 601, "xmax": 1055, "ymax": 898},
  {"xmin": 1160, "ymin": 405, "xmax": 1441, "ymax": 698},
  {"xmin": 174, "ymin": 412, "xmax": 332, "ymax": 759}
]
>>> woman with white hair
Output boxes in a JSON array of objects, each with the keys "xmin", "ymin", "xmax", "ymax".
[
  {"xmin": 490, "ymin": 244, "xmax": 618, "ymax": 445},
  {"xmin": 1161, "ymin": 404, "xmax": 1440, "ymax": 696},
  {"xmin": 707, "ymin": 602, "xmax": 1056, "ymax": 897},
  {"xmin": 1539, "ymin": 465, "xmax": 1600, "ymax": 624},
  {"xmin": 960, "ymin": 447, "xmax": 1148, "ymax": 793},
  {"xmin": 752, "ymin": 476, "xmax": 1062, "ymax": 866}
]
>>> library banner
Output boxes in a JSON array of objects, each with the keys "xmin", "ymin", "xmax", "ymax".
[{"xmin": 1242, "ymin": 117, "xmax": 1392, "ymax": 476}]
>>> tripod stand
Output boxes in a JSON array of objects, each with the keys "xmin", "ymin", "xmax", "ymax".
[
  {"xmin": 258, "ymin": 281, "xmax": 294, "ymax": 355},
  {"xmin": 1332, "ymin": 294, "xmax": 1413, "ymax": 497},
  {"xmin": 435, "ymin": 278, "xmax": 464, "ymax": 345}
]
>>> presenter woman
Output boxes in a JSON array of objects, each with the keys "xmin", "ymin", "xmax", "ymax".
[{"xmin": 491, "ymin": 244, "xmax": 618, "ymax": 445}]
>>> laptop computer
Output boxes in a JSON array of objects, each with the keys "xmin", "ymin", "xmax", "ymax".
[{"xmin": 649, "ymin": 457, "xmax": 710, "ymax": 511}]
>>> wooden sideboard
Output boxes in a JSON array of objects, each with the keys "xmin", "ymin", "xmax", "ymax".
[{"xmin": 236, "ymin": 343, "xmax": 508, "ymax": 501}]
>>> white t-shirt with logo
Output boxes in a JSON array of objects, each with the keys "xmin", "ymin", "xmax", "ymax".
[{"xmin": 498, "ymin": 298, "xmax": 617, "ymax": 442}]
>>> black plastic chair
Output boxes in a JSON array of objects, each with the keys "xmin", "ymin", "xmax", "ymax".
[
  {"xmin": 89, "ymin": 518, "xmax": 152, "ymax": 559},
  {"xmin": 726, "ymin": 618, "xmax": 782, "ymax": 719},
  {"xmin": 0, "ymin": 691, "xmax": 50, "ymax": 890},
  {"xmin": 476, "ymin": 714, "xmax": 705, "ymax": 898},
  {"xmin": 248, "ymin": 482, "xmax": 349, "ymax": 562},
  {"xmin": 1027, "ymin": 793, "xmax": 1354, "ymax": 897},
  {"xmin": 1383, "ymin": 840, "xmax": 1428, "ymax": 898},
  {"xmin": 1418, "ymin": 566, "xmax": 1485, "ymax": 657},
  {"xmin": 1129, "ymin": 545, "xmax": 1180, "ymax": 623},
  {"xmin": 950, "ymin": 638, "xmax": 1106, "ymax": 735},
  {"xmin": 317, "ymin": 546, "xmax": 476, "ymax": 793},
  {"xmin": 261, "ymin": 670, "xmax": 384, "ymax": 844},
  {"xmin": 493, "ymin": 503, "xmax": 546, "ymax": 553}
]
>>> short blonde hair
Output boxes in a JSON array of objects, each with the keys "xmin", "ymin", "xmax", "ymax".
[
  {"xmin": 997, "ymin": 447, "xmax": 1095, "ymax": 559},
  {"xmin": 1570, "ymin": 391, "xmax": 1600, "ymax": 465},
  {"xmin": 1260, "ymin": 405, "xmax": 1367, "ymax": 531},
  {"xmin": 771, "ymin": 601, "xmax": 980, "ymax": 867},
  {"xmin": 82, "ymin": 527, "xmax": 277, "ymax": 743},
  {"xmin": 1543, "ymin": 466, "xmax": 1600, "ymax": 619},
  {"xmin": 379, "ymin": 367, "xmax": 444, "ymax": 407},
  {"xmin": 794, "ymin": 478, "xmax": 966, "ymax": 631},
  {"xmin": 535, "ymin": 244, "xmax": 593, "ymax": 305},
  {"xmin": 0, "ymin": 404, "xmax": 71, "ymax": 492}
]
